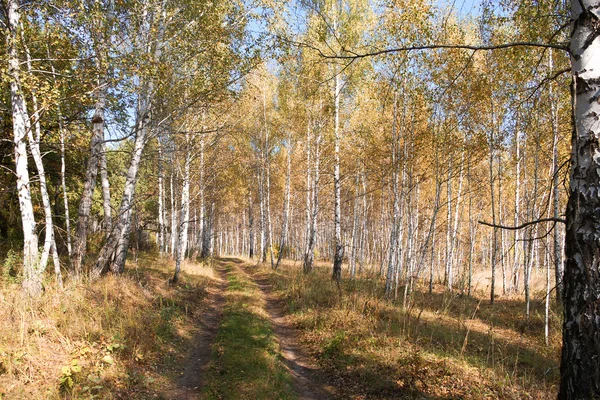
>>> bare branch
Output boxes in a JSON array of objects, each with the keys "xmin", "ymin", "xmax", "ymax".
[{"xmin": 478, "ymin": 217, "xmax": 566, "ymax": 230}]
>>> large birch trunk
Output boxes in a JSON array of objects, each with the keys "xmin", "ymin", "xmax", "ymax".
[{"xmin": 559, "ymin": 1, "xmax": 600, "ymax": 397}]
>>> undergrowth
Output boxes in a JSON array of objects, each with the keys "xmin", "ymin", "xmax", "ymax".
[
  {"xmin": 0, "ymin": 253, "xmax": 213, "ymax": 399},
  {"xmin": 254, "ymin": 259, "xmax": 561, "ymax": 400}
]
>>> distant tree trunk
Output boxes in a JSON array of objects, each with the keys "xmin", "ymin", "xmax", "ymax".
[
  {"xmin": 385, "ymin": 94, "xmax": 400, "ymax": 296},
  {"xmin": 48, "ymin": 48, "xmax": 72, "ymax": 259},
  {"xmin": 157, "ymin": 137, "xmax": 165, "ymax": 254},
  {"xmin": 489, "ymin": 98, "xmax": 497, "ymax": 305},
  {"xmin": 332, "ymin": 66, "xmax": 343, "ymax": 285},
  {"xmin": 349, "ymin": 170, "xmax": 360, "ymax": 278},
  {"xmin": 512, "ymin": 125, "xmax": 522, "ymax": 293},
  {"xmin": 359, "ymin": 173, "xmax": 368, "ymax": 274},
  {"xmin": 445, "ymin": 155, "xmax": 453, "ymax": 288},
  {"xmin": 427, "ymin": 161, "xmax": 442, "ymax": 293},
  {"xmin": 173, "ymin": 132, "xmax": 191, "ymax": 284},
  {"xmin": 201, "ymin": 199, "xmax": 212, "ymax": 259},
  {"xmin": 549, "ymin": 49, "xmax": 563, "ymax": 302},
  {"xmin": 248, "ymin": 191, "xmax": 255, "ymax": 258},
  {"xmin": 193, "ymin": 132, "xmax": 205, "ymax": 259},
  {"xmin": 266, "ymin": 152, "xmax": 275, "ymax": 268},
  {"xmin": 449, "ymin": 153, "xmax": 464, "ymax": 291},
  {"xmin": 7, "ymin": 0, "xmax": 40, "ymax": 295},
  {"xmin": 559, "ymin": 1, "xmax": 600, "ymax": 397},
  {"xmin": 170, "ymin": 170, "xmax": 177, "ymax": 257},
  {"xmin": 275, "ymin": 139, "xmax": 292, "ymax": 269},
  {"xmin": 304, "ymin": 120, "xmax": 321, "ymax": 274},
  {"xmin": 259, "ymin": 169, "xmax": 267, "ymax": 262},
  {"xmin": 303, "ymin": 118, "xmax": 313, "ymax": 272}
]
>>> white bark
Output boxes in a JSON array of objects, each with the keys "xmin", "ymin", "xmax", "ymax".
[
  {"xmin": 276, "ymin": 138, "xmax": 292, "ymax": 269},
  {"xmin": 332, "ymin": 63, "xmax": 343, "ymax": 283},
  {"xmin": 100, "ymin": 144, "xmax": 112, "ymax": 232},
  {"xmin": 21, "ymin": 28, "xmax": 62, "ymax": 286},
  {"xmin": 158, "ymin": 137, "xmax": 165, "ymax": 254},
  {"xmin": 8, "ymin": 0, "xmax": 40, "ymax": 295},
  {"xmin": 173, "ymin": 132, "xmax": 191, "ymax": 283}
]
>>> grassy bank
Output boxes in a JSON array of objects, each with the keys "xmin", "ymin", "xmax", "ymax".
[
  {"xmin": 202, "ymin": 260, "xmax": 294, "ymax": 400},
  {"xmin": 254, "ymin": 259, "xmax": 560, "ymax": 399},
  {"xmin": 0, "ymin": 254, "xmax": 214, "ymax": 399}
]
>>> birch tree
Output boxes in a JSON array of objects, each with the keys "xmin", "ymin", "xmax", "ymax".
[
  {"xmin": 4, "ymin": 0, "xmax": 41, "ymax": 295},
  {"xmin": 559, "ymin": 0, "xmax": 600, "ymax": 397}
]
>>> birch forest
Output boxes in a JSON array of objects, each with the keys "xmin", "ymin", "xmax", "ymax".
[{"xmin": 1, "ymin": 0, "xmax": 599, "ymax": 399}]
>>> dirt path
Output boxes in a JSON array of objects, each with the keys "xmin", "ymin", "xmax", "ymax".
[
  {"xmin": 234, "ymin": 260, "xmax": 334, "ymax": 400},
  {"xmin": 167, "ymin": 264, "xmax": 228, "ymax": 399}
]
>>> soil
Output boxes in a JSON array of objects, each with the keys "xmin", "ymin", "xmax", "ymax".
[
  {"xmin": 237, "ymin": 260, "xmax": 335, "ymax": 400},
  {"xmin": 165, "ymin": 265, "xmax": 228, "ymax": 399}
]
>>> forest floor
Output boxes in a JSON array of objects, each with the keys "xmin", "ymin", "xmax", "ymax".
[{"xmin": 0, "ymin": 254, "xmax": 561, "ymax": 399}]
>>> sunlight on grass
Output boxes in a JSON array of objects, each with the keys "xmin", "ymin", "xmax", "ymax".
[
  {"xmin": 258, "ymin": 259, "xmax": 560, "ymax": 400},
  {"xmin": 202, "ymin": 262, "xmax": 295, "ymax": 400}
]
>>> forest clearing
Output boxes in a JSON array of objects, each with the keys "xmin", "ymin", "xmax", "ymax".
[{"xmin": 0, "ymin": 0, "xmax": 599, "ymax": 398}]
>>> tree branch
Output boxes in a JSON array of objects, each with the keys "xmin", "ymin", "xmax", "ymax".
[
  {"xmin": 286, "ymin": 38, "xmax": 570, "ymax": 60},
  {"xmin": 478, "ymin": 217, "xmax": 566, "ymax": 230}
]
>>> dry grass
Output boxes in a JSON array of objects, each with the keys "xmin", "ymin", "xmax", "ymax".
[
  {"xmin": 202, "ymin": 260, "xmax": 294, "ymax": 399},
  {"xmin": 251, "ymin": 258, "xmax": 561, "ymax": 399},
  {"xmin": 0, "ymin": 253, "xmax": 215, "ymax": 399}
]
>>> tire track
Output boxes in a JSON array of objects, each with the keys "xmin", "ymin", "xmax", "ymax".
[{"xmin": 233, "ymin": 259, "xmax": 334, "ymax": 400}]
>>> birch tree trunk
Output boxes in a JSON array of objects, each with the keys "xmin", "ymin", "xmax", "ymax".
[
  {"xmin": 7, "ymin": 0, "xmax": 40, "ymax": 296},
  {"xmin": 100, "ymin": 145, "xmax": 112, "ymax": 232},
  {"xmin": 275, "ymin": 139, "xmax": 292, "ymax": 269},
  {"xmin": 48, "ymin": 47, "xmax": 73, "ymax": 259},
  {"xmin": 258, "ymin": 166, "xmax": 267, "ymax": 262},
  {"xmin": 71, "ymin": 82, "xmax": 106, "ymax": 275},
  {"xmin": 489, "ymin": 98, "xmax": 497, "ymax": 305},
  {"xmin": 332, "ymin": 66, "xmax": 344, "ymax": 285},
  {"xmin": 559, "ymin": 1, "xmax": 600, "ymax": 396},
  {"xmin": 21, "ymin": 30, "xmax": 62, "ymax": 286},
  {"xmin": 158, "ymin": 137, "xmax": 166, "ymax": 254},
  {"xmin": 349, "ymin": 170, "xmax": 360, "ymax": 278},
  {"xmin": 173, "ymin": 132, "xmax": 191, "ymax": 284},
  {"xmin": 304, "ymin": 121, "xmax": 321, "ymax": 274},
  {"xmin": 549, "ymin": 49, "xmax": 564, "ymax": 302},
  {"xmin": 193, "ymin": 132, "xmax": 205, "ymax": 259},
  {"xmin": 171, "ymin": 170, "xmax": 178, "ymax": 257},
  {"xmin": 248, "ymin": 191, "xmax": 255, "ymax": 258},
  {"xmin": 385, "ymin": 94, "xmax": 400, "ymax": 296},
  {"xmin": 92, "ymin": 112, "xmax": 151, "ymax": 277}
]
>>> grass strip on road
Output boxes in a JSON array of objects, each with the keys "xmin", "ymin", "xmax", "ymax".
[{"xmin": 202, "ymin": 262, "xmax": 295, "ymax": 400}]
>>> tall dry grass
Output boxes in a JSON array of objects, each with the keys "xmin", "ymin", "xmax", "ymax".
[{"xmin": 0, "ymin": 253, "xmax": 214, "ymax": 399}]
